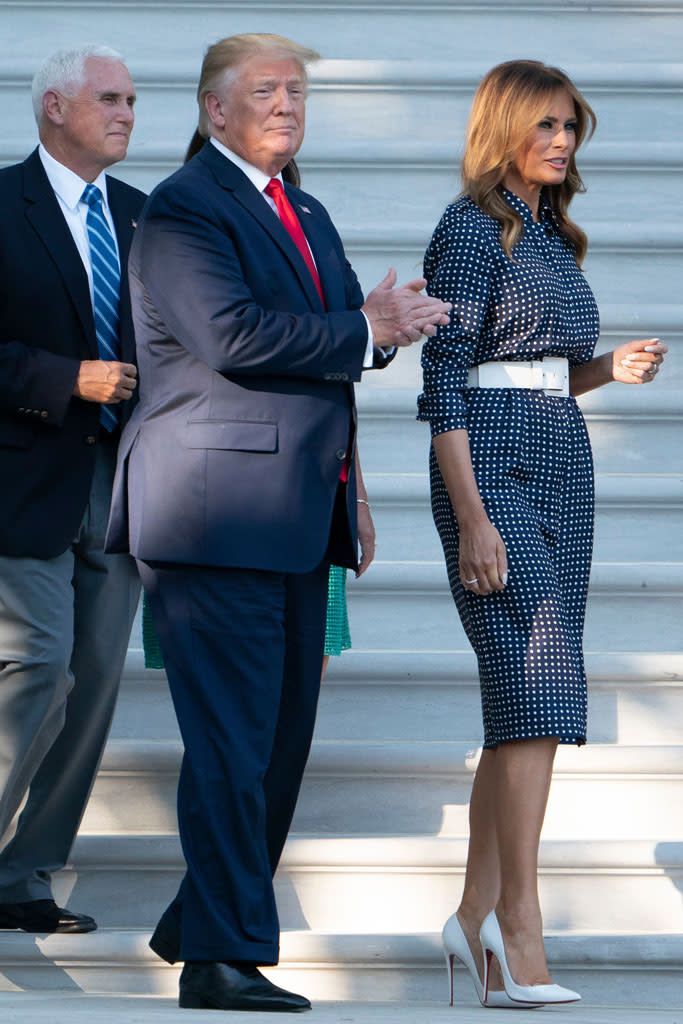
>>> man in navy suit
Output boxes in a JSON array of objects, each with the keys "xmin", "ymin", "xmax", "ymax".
[
  {"xmin": 107, "ymin": 32, "xmax": 449, "ymax": 1011},
  {"xmin": 0, "ymin": 46, "xmax": 144, "ymax": 933}
]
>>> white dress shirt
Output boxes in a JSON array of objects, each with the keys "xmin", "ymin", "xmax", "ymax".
[
  {"xmin": 38, "ymin": 144, "xmax": 120, "ymax": 308},
  {"xmin": 209, "ymin": 137, "xmax": 375, "ymax": 366}
]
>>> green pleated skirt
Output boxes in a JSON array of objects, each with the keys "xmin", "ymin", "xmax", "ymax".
[
  {"xmin": 142, "ymin": 563, "xmax": 351, "ymax": 669},
  {"xmin": 324, "ymin": 564, "xmax": 351, "ymax": 657}
]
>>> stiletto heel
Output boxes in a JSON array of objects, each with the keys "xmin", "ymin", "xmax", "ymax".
[
  {"xmin": 479, "ymin": 911, "xmax": 581, "ymax": 1005},
  {"xmin": 442, "ymin": 911, "xmax": 535, "ymax": 1009},
  {"xmin": 482, "ymin": 947, "xmax": 494, "ymax": 1003},
  {"xmin": 445, "ymin": 951, "xmax": 455, "ymax": 1007}
]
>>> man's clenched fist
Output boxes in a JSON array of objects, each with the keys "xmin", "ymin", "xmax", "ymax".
[{"xmin": 73, "ymin": 360, "xmax": 137, "ymax": 403}]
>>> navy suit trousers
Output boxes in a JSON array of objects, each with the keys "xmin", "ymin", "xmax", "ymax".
[{"xmin": 137, "ymin": 557, "xmax": 329, "ymax": 963}]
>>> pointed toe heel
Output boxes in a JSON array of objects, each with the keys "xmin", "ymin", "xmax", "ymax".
[
  {"xmin": 442, "ymin": 912, "xmax": 484, "ymax": 1006},
  {"xmin": 442, "ymin": 911, "xmax": 527, "ymax": 1009},
  {"xmin": 480, "ymin": 911, "xmax": 581, "ymax": 1006}
]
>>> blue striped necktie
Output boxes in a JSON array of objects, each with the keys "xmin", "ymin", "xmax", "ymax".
[{"xmin": 81, "ymin": 183, "xmax": 121, "ymax": 432}]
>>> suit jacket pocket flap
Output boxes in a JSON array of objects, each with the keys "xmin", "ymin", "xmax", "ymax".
[{"xmin": 185, "ymin": 419, "xmax": 278, "ymax": 452}]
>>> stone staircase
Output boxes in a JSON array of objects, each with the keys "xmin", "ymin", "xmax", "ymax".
[
  {"xmin": 1, "ymin": 0, "xmax": 682, "ymax": 1010},
  {"xmin": 1, "ymin": 372, "xmax": 680, "ymax": 1008}
]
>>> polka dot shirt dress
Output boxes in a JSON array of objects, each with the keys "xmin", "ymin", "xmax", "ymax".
[{"xmin": 417, "ymin": 190, "xmax": 600, "ymax": 748}]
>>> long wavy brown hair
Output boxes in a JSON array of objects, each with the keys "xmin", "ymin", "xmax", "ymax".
[{"xmin": 462, "ymin": 60, "xmax": 596, "ymax": 265}]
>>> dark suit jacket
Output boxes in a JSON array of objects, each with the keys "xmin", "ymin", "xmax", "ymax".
[
  {"xmin": 0, "ymin": 148, "xmax": 146, "ymax": 559},
  {"xmin": 107, "ymin": 142, "xmax": 387, "ymax": 573}
]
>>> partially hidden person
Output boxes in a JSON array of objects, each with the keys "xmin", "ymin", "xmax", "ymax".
[{"xmin": 0, "ymin": 46, "xmax": 145, "ymax": 934}]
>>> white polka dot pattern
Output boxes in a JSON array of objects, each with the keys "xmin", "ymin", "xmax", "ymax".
[{"xmin": 418, "ymin": 191, "xmax": 600, "ymax": 748}]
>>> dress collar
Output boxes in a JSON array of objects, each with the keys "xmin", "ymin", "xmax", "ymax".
[{"xmin": 502, "ymin": 186, "xmax": 558, "ymax": 230}]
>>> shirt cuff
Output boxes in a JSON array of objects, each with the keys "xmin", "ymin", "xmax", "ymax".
[
  {"xmin": 361, "ymin": 312, "xmax": 375, "ymax": 368},
  {"xmin": 361, "ymin": 312, "xmax": 396, "ymax": 367}
]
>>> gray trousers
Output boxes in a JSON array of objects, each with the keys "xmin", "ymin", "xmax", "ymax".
[{"xmin": 0, "ymin": 439, "xmax": 140, "ymax": 902}]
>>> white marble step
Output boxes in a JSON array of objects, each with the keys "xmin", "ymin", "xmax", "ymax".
[
  {"xmin": 45, "ymin": 834, "xmax": 683, "ymax": 935},
  {"xmin": 1, "ymin": 995, "xmax": 682, "ymax": 1024},
  {"xmin": 345, "ymin": 561, "xmax": 683, "ymax": 652},
  {"xmin": 345, "ymin": 247, "xmax": 683, "ymax": 316},
  {"xmin": 354, "ymin": 336, "xmax": 682, "ymax": 410},
  {"xmin": 355, "ymin": 395, "xmax": 683, "ymax": 481},
  {"xmin": 362, "ymin": 473, "xmax": 683, "ymax": 562},
  {"xmin": 355, "ymin": 360, "xmax": 683, "ymax": 407},
  {"xmin": 1, "ymin": 929, "xmax": 681, "ymax": 1008},
  {"xmin": 113, "ymin": 649, "xmax": 683, "ymax": 747},
  {"xmin": 81, "ymin": 739, "xmax": 683, "ymax": 841}
]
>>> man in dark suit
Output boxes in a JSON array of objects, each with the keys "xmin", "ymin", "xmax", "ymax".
[
  {"xmin": 0, "ymin": 46, "xmax": 145, "ymax": 933},
  {"xmin": 107, "ymin": 32, "xmax": 450, "ymax": 1011}
]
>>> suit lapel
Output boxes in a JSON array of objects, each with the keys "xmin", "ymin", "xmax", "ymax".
[
  {"xmin": 199, "ymin": 144, "xmax": 325, "ymax": 313},
  {"xmin": 22, "ymin": 150, "xmax": 97, "ymax": 357},
  {"xmin": 108, "ymin": 178, "xmax": 138, "ymax": 364},
  {"xmin": 291, "ymin": 192, "xmax": 347, "ymax": 312}
]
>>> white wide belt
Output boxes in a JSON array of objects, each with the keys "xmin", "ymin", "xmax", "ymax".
[{"xmin": 467, "ymin": 357, "xmax": 569, "ymax": 397}]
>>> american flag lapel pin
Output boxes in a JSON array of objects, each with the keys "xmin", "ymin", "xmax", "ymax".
[{"xmin": 299, "ymin": 205, "xmax": 312, "ymax": 215}]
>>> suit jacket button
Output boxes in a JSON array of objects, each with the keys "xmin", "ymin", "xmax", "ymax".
[
  {"xmin": 336, "ymin": 449, "xmax": 346, "ymax": 461},
  {"xmin": 85, "ymin": 435, "xmax": 97, "ymax": 446},
  {"xmin": 40, "ymin": 411, "xmax": 48, "ymax": 419},
  {"xmin": 323, "ymin": 373, "xmax": 332, "ymax": 380},
  {"xmin": 340, "ymin": 373, "xmax": 349, "ymax": 381},
  {"xmin": 18, "ymin": 407, "xmax": 25, "ymax": 413}
]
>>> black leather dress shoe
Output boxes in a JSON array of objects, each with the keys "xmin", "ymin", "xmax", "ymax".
[
  {"xmin": 179, "ymin": 961, "xmax": 311, "ymax": 1012},
  {"xmin": 0, "ymin": 899, "xmax": 97, "ymax": 933}
]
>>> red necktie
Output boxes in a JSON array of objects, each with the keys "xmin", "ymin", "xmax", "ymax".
[
  {"xmin": 265, "ymin": 178, "xmax": 325, "ymax": 307},
  {"xmin": 265, "ymin": 181, "xmax": 349, "ymax": 480}
]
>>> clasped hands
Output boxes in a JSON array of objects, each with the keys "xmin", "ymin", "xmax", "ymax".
[{"xmin": 362, "ymin": 267, "xmax": 451, "ymax": 348}]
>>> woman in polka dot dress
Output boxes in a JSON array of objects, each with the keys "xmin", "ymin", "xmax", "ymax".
[{"xmin": 417, "ymin": 60, "xmax": 667, "ymax": 1008}]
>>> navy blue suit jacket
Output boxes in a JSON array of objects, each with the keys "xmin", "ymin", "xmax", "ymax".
[
  {"xmin": 0, "ymin": 149, "xmax": 146, "ymax": 558},
  {"xmin": 108, "ymin": 142, "xmax": 387, "ymax": 573}
]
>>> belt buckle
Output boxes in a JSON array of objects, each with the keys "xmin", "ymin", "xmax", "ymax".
[{"xmin": 541, "ymin": 356, "xmax": 569, "ymax": 397}]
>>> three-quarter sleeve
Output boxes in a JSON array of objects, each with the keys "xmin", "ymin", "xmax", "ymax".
[{"xmin": 417, "ymin": 206, "xmax": 494, "ymax": 436}]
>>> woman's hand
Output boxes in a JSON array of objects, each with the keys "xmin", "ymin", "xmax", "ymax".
[
  {"xmin": 459, "ymin": 515, "xmax": 508, "ymax": 595},
  {"xmin": 431, "ymin": 429, "xmax": 508, "ymax": 595},
  {"xmin": 612, "ymin": 338, "xmax": 667, "ymax": 384},
  {"xmin": 356, "ymin": 499, "xmax": 375, "ymax": 577}
]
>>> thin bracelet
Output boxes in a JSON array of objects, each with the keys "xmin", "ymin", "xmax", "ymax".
[{"xmin": 357, "ymin": 498, "xmax": 370, "ymax": 507}]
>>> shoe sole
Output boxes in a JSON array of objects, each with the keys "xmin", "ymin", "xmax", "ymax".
[
  {"xmin": 179, "ymin": 992, "xmax": 311, "ymax": 1012},
  {"xmin": 0, "ymin": 922, "xmax": 97, "ymax": 933}
]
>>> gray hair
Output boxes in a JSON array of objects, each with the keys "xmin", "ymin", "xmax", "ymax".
[{"xmin": 32, "ymin": 44, "xmax": 124, "ymax": 123}]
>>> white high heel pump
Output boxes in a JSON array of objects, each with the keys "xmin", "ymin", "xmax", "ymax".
[
  {"xmin": 442, "ymin": 912, "xmax": 539, "ymax": 1009},
  {"xmin": 480, "ymin": 911, "xmax": 581, "ymax": 1006}
]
